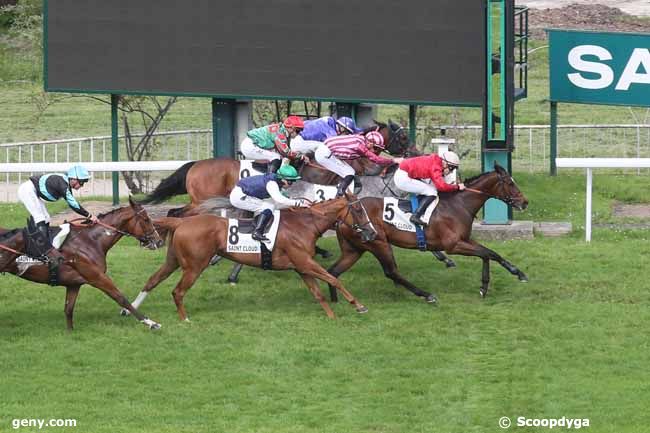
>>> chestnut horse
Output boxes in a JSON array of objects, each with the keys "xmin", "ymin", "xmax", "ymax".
[
  {"xmin": 128, "ymin": 196, "xmax": 376, "ymax": 321},
  {"xmin": 141, "ymin": 120, "xmax": 416, "ymax": 213},
  {"xmin": 327, "ymin": 163, "xmax": 529, "ymax": 303},
  {"xmin": 0, "ymin": 198, "xmax": 164, "ymax": 330}
]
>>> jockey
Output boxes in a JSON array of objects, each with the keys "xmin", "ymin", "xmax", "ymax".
[
  {"xmin": 316, "ymin": 130, "xmax": 403, "ymax": 197},
  {"xmin": 229, "ymin": 159, "xmax": 309, "ymax": 241},
  {"xmin": 240, "ymin": 116, "xmax": 305, "ymax": 173},
  {"xmin": 291, "ymin": 116, "xmax": 362, "ymax": 156},
  {"xmin": 394, "ymin": 151, "xmax": 466, "ymax": 226},
  {"xmin": 17, "ymin": 164, "xmax": 99, "ymax": 258}
]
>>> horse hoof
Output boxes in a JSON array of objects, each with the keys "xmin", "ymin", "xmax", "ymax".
[
  {"xmin": 356, "ymin": 305, "xmax": 369, "ymax": 314},
  {"xmin": 120, "ymin": 308, "xmax": 131, "ymax": 317},
  {"xmin": 318, "ymin": 250, "xmax": 333, "ymax": 259},
  {"xmin": 183, "ymin": 318, "xmax": 191, "ymax": 323},
  {"xmin": 141, "ymin": 317, "xmax": 161, "ymax": 330},
  {"xmin": 445, "ymin": 261, "xmax": 456, "ymax": 268},
  {"xmin": 518, "ymin": 274, "xmax": 529, "ymax": 282},
  {"xmin": 479, "ymin": 289, "xmax": 487, "ymax": 298},
  {"xmin": 425, "ymin": 294, "xmax": 438, "ymax": 304}
]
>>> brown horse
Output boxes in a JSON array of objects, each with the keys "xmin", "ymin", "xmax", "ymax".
[
  {"xmin": 0, "ymin": 197, "xmax": 164, "ymax": 330},
  {"xmin": 141, "ymin": 120, "xmax": 416, "ymax": 213},
  {"xmin": 128, "ymin": 196, "xmax": 376, "ymax": 321},
  {"xmin": 327, "ymin": 163, "xmax": 529, "ymax": 303}
]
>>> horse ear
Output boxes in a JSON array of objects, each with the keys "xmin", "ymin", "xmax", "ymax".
[
  {"xmin": 128, "ymin": 195, "xmax": 139, "ymax": 208},
  {"xmin": 493, "ymin": 161, "xmax": 505, "ymax": 173}
]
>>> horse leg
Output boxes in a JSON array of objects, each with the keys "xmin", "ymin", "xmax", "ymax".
[
  {"xmin": 432, "ymin": 250, "xmax": 456, "ymax": 268},
  {"xmin": 227, "ymin": 263, "xmax": 244, "ymax": 284},
  {"xmin": 172, "ymin": 267, "xmax": 205, "ymax": 322},
  {"xmin": 64, "ymin": 285, "xmax": 81, "ymax": 331},
  {"xmin": 121, "ymin": 246, "xmax": 180, "ymax": 316},
  {"xmin": 78, "ymin": 266, "xmax": 161, "ymax": 329},
  {"xmin": 296, "ymin": 257, "xmax": 367, "ymax": 314},
  {"xmin": 448, "ymin": 239, "xmax": 526, "ymax": 297},
  {"xmin": 315, "ymin": 244, "xmax": 332, "ymax": 259},
  {"xmin": 369, "ymin": 243, "xmax": 437, "ymax": 303},
  {"xmin": 326, "ymin": 237, "xmax": 364, "ymax": 303},
  {"xmin": 298, "ymin": 273, "xmax": 335, "ymax": 319}
]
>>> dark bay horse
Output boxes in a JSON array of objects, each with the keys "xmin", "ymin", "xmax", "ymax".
[
  {"xmin": 327, "ymin": 163, "xmax": 529, "ymax": 303},
  {"xmin": 128, "ymin": 196, "xmax": 376, "ymax": 321},
  {"xmin": 141, "ymin": 120, "xmax": 416, "ymax": 212},
  {"xmin": 0, "ymin": 198, "xmax": 164, "ymax": 330}
]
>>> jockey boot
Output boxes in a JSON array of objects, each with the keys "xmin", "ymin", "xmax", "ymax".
[
  {"xmin": 267, "ymin": 159, "xmax": 282, "ymax": 174},
  {"xmin": 409, "ymin": 195, "xmax": 436, "ymax": 226},
  {"xmin": 336, "ymin": 175, "xmax": 355, "ymax": 197},
  {"xmin": 36, "ymin": 221, "xmax": 64, "ymax": 263},
  {"xmin": 252, "ymin": 210, "xmax": 273, "ymax": 242}
]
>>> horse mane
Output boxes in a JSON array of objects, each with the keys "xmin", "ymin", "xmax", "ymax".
[
  {"xmin": 98, "ymin": 206, "xmax": 122, "ymax": 218},
  {"xmin": 463, "ymin": 171, "xmax": 493, "ymax": 186},
  {"xmin": 0, "ymin": 228, "xmax": 21, "ymax": 241},
  {"xmin": 362, "ymin": 120, "xmax": 385, "ymax": 135}
]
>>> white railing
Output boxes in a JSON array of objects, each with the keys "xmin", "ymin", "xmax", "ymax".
[{"xmin": 555, "ymin": 158, "xmax": 650, "ymax": 242}]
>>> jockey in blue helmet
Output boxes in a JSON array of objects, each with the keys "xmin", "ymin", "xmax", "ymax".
[
  {"xmin": 17, "ymin": 164, "xmax": 98, "ymax": 259},
  {"xmin": 336, "ymin": 116, "xmax": 363, "ymax": 134}
]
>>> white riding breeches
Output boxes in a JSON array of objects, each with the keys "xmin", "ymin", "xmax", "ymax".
[
  {"xmin": 18, "ymin": 180, "xmax": 50, "ymax": 223},
  {"xmin": 229, "ymin": 186, "xmax": 275, "ymax": 215},
  {"xmin": 239, "ymin": 137, "xmax": 282, "ymax": 161},
  {"xmin": 314, "ymin": 146, "xmax": 355, "ymax": 178},
  {"xmin": 290, "ymin": 135, "xmax": 323, "ymax": 154},
  {"xmin": 394, "ymin": 168, "xmax": 438, "ymax": 196}
]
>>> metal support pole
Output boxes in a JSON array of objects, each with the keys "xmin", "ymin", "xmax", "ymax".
[
  {"xmin": 585, "ymin": 167, "xmax": 592, "ymax": 242},
  {"xmin": 409, "ymin": 105, "xmax": 417, "ymax": 145},
  {"xmin": 111, "ymin": 94, "xmax": 119, "ymax": 205},
  {"xmin": 550, "ymin": 101, "xmax": 558, "ymax": 176},
  {"xmin": 212, "ymin": 98, "xmax": 236, "ymax": 158}
]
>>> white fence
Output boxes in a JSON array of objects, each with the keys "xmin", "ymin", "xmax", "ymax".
[
  {"xmin": 2, "ymin": 124, "xmax": 650, "ymax": 201},
  {"xmin": 556, "ymin": 158, "xmax": 650, "ymax": 242},
  {"xmin": 0, "ymin": 130, "xmax": 212, "ymax": 201}
]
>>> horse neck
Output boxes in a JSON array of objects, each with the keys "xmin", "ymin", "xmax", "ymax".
[
  {"xmin": 309, "ymin": 198, "xmax": 348, "ymax": 234},
  {"xmin": 459, "ymin": 173, "xmax": 501, "ymax": 217},
  {"xmin": 93, "ymin": 207, "xmax": 131, "ymax": 250}
]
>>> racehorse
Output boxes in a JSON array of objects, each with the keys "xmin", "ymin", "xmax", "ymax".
[
  {"xmin": 0, "ymin": 197, "xmax": 164, "ymax": 330},
  {"xmin": 141, "ymin": 120, "xmax": 416, "ymax": 213},
  {"xmin": 326, "ymin": 163, "xmax": 529, "ymax": 303},
  {"xmin": 127, "ymin": 195, "xmax": 376, "ymax": 321}
]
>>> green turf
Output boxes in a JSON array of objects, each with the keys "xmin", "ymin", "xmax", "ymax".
[{"xmin": 1, "ymin": 174, "xmax": 649, "ymax": 432}]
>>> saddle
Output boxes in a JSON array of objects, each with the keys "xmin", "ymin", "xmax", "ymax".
[
  {"xmin": 235, "ymin": 214, "xmax": 275, "ymax": 235},
  {"xmin": 251, "ymin": 160, "xmax": 270, "ymax": 173}
]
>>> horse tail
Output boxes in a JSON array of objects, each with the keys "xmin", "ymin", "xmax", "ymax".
[
  {"xmin": 196, "ymin": 198, "xmax": 233, "ymax": 214},
  {"xmin": 141, "ymin": 161, "xmax": 197, "ymax": 204}
]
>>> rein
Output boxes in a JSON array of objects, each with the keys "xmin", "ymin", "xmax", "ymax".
[
  {"xmin": 336, "ymin": 198, "xmax": 375, "ymax": 236},
  {"xmin": 68, "ymin": 207, "xmax": 160, "ymax": 245}
]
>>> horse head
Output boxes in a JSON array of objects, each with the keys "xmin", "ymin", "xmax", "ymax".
[
  {"xmin": 372, "ymin": 119, "xmax": 420, "ymax": 157},
  {"xmin": 124, "ymin": 196, "xmax": 165, "ymax": 249},
  {"xmin": 468, "ymin": 163, "xmax": 528, "ymax": 211},
  {"xmin": 309, "ymin": 195, "xmax": 377, "ymax": 242}
]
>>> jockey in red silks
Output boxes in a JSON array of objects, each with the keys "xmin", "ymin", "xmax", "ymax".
[
  {"xmin": 394, "ymin": 151, "xmax": 466, "ymax": 226},
  {"xmin": 239, "ymin": 116, "xmax": 305, "ymax": 173},
  {"xmin": 316, "ymin": 131, "xmax": 403, "ymax": 196}
]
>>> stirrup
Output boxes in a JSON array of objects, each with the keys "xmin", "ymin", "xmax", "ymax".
[
  {"xmin": 252, "ymin": 232, "xmax": 269, "ymax": 242},
  {"xmin": 409, "ymin": 215, "xmax": 427, "ymax": 226}
]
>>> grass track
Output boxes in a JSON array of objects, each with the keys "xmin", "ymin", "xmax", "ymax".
[{"xmin": 1, "ymin": 174, "xmax": 649, "ymax": 432}]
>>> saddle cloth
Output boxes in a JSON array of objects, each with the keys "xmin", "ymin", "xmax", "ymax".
[
  {"xmin": 312, "ymin": 179, "xmax": 354, "ymax": 203},
  {"xmin": 226, "ymin": 211, "xmax": 281, "ymax": 253},
  {"xmin": 239, "ymin": 160, "xmax": 266, "ymax": 180},
  {"xmin": 382, "ymin": 197, "xmax": 439, "ymax": 233}
]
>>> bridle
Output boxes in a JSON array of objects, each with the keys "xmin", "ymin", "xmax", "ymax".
[
  {"xmin": 70, "ymin": 207, "xmax": 161, "ymax": 248},
  {"xmin": 336, "ymin": 196, "xmax": 376, "ymax": 241},
  {"xmin": 462, "ymin": 172, "xmax": 521, "ymax": 207}
]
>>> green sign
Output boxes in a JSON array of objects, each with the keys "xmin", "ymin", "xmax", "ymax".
[{"xmin": 549, "ymin": 29, "xmax": 650, "ymax": 106}]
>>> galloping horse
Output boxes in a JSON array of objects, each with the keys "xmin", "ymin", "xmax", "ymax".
[
  {"xmin": 327, "ymin": 163, "xmax": 529, "ymax": 303},
  {"xmin": 128, "ymin": 196, "xmax": 376, "ymax": 321},
  {"xmin": 141, "ymin": 120, "xmax": 416, "ymax": 213},
  {"xmin": 0, "ymin": 198, "xmax": 164, "ymax": 330}
]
